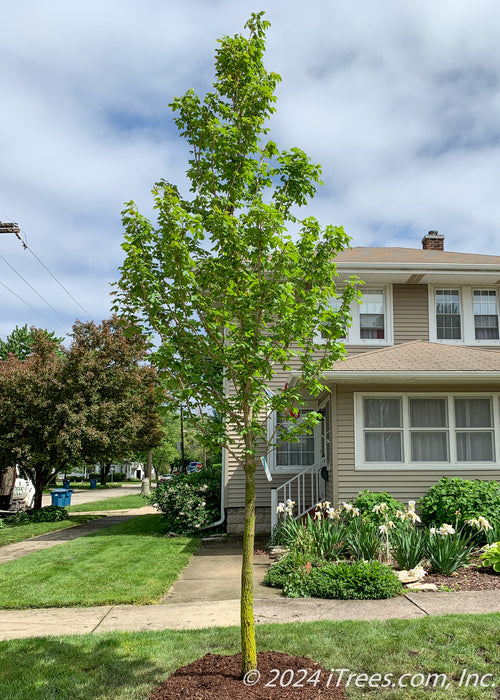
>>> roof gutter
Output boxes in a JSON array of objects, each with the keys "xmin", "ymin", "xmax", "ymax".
[{"xmin": 290, "ymin": 370, "xmax": 500, "ymax": 385}]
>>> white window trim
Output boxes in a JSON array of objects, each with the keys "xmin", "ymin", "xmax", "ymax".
[
  {"xmin": 267, "ymin": 404, "xmax": 321, "ymax": 473},
  {"xmin": 316, "ymin": 285, "xmax": 393, "ymax": 346},
  {"xmin": 354, "ymin": 391, "xmax": 500, "ymax": 470},
  {"xmin": 429, "ymin": 285, "xmax": 500, "ymax": 345}
]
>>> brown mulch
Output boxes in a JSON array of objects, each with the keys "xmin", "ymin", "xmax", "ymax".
[
  {"xmin": 149, "ymin": 652, "xmax": 345, "ymax": 699},
  {"xmin": 422, "ymin": 557, "xmax": 500, "ymax": 591}
]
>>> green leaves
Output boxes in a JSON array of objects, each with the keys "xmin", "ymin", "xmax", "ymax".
[{"xmin": 114, "ymin": 14, "xmax": 356, "ymax": 469}]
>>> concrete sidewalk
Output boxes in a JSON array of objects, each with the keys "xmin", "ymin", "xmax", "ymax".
[{"xmin": 0, "ymin": 538, "xmax": 499, "ymax": 641}]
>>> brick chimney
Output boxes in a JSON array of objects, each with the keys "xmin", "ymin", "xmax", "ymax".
[{"xmin": 422, "ymin": 230, "xmax": 444, "ymax": 251}]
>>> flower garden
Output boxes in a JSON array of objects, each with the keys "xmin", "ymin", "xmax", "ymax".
[{"xmin": 265, "ymin": 477, "xmax": 500, "ymax": 599}]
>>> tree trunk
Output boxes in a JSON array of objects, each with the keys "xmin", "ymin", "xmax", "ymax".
[
  {"xmin": 100, "ymin": 462, "xmax": 110, "ymax": 486},
  {"xmin": 141, "ymin": 451, "xmax": 152, "ymax": 496},
  {"xmin": 34, "ymin": 486, "xmax": 43, "ymax": 510},
  {"xmin": 147, "ymin": 449, "xmax": 152, "ymax": 487},
  {"xmin": 240, "ymin": 457, "xmax": 257, "ymax": 676}
]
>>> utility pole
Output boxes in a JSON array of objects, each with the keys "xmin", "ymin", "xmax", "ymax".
[
  {"xmin": 0, "ymin": 222, "xmax": 26, "ymax": 248},
  {"xmin": 180, "ymin": 405, "xmax": 186, "ymax": 472},
  {"xmin": 0, "ymin": 222, "xmax": 20, "ymax": 234}
]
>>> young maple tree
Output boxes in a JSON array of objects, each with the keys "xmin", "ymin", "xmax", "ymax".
[{"xmin": 115, "ymin": 13, "xmax": 357, "ymax": 675}]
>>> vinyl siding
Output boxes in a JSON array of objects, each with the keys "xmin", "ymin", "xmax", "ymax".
[
  {"xmin": 225, "ymin": 342, "xmax": 383, "ymax": 508},
  {"xmin": 393, "ymin": 284, "xmax": 429, "ymax": 343}
]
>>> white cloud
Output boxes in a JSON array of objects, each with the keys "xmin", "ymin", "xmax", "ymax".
[{"xmin": 1, "ymin": 0, "xmax": 500, "ymax": 339}]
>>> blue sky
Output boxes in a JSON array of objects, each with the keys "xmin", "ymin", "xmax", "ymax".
[{"xmin": 2, "ymin": 0, "xmax": 500, "ymax": 341}]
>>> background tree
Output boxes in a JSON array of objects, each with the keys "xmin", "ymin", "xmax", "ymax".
[
  {"xmin": 0, "ymin": 324, "xmax": 63, "ymax": 360},
  {"xmin": 115, "ymin": 13, "xmax": 357, "ymax": 675},
  {"xmin": 0, "ymin": 331, "xmax": 70, "ymax": 507},
  {"xmin": 61, "ymin": 317, "xmax": 164, "ymax": 485}
]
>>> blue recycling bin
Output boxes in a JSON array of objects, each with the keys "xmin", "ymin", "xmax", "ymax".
[
  {"xmin": 62, "ymin": 479, "xmax": 70, "ymax": 489},
  {"xmin": 50, "ymin": 489, "xmax": 73, "ymax": 507},
  {"xmin": 89, "ymin": 478, "xmax": 97, "ymax": 489}
]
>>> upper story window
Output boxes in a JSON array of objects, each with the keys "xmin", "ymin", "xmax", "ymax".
[
  {"xmin": 430, "ymin": 286, "xmax": 500, "ymax": 345},
  {"xmin": 320, "ymin": 286, "xmax": 393, "ymax": 346},
  {"xmin": 474, "ymin": 290, "xmax": 499, "ymax": 340},
  {"xmin": 360, "ymin": 289, "xmax": 385, "ymax": 339},
  {"xmin": 436, "ymin": 289, "xmax": 461, "ymax": 340}
]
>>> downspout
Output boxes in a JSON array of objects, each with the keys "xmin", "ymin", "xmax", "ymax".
[
  {"xmin": 202, "ymin": 370, "xmax": 226, "ymax": 530},
  {"xmin": 202, "ymin": 445, "xmax": 226, "ymax": 530}
]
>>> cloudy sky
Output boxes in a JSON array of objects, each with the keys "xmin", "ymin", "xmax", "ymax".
[{"xmin": 2, "ymin": 0, "xmax": 500, "ymax": 342}]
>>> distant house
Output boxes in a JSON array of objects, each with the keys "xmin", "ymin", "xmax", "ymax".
[{"xmin": 223, "ymin": 231, "xmax": 500, "ymax": 533}]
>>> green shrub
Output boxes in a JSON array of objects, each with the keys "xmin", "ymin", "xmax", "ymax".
[
  {"xmin": 296, "ymin": 560, "xmax": 402, "ymax": 600},
  {"xmin": 352, "ymin": 490, "xmax": 406, "ymax": 525},
  {"xmin": 419, "ymin": 477, "xmax": 500, "ymax": 529},
  {"xmin": 147, "ymin": 464, "xmax": 221, "ymax": 534},
  {"xmin": 4, "ymin": 505, "xmax": 68, "ymax": 525},
  {"xmin": 264, "ymin": 552, "xmax": 324, "ymax": 589}
]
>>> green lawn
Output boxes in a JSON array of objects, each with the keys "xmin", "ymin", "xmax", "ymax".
[
  {"xmin": 0, "ymin": 614, "xmax": 498, "ymax": 699},
  {"xmin": 67, "ymin": 494, "xmax": 148, "ymax": 512},
  {"xmin": 0, "ymin": 514, "xmax": 198, "ymax": 609},
  {"xmin": 0, "ymin": 516, "xmax": 97, "ymax": 547}
]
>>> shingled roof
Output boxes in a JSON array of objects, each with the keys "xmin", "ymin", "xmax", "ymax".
[
  {"xmin": 335, "ymin": 247, "xmax": 500, "ymax": 266},
  {"xmin": 327, "ymin": 341, "xmax": 500, "ymax": 374}
]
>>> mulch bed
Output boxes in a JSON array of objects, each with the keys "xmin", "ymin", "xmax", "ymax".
[
  {"xmin": 149, "ymin": 652, "xmax": 345, "ymax": 699},
  {"xmin": 422, "ymin": 557, "xmax": 500, "ymax": 591}
]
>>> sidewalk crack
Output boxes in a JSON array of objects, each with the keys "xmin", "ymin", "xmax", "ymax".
[
  {"xmin": 91, "ymin": 606, "xmax": 115, "ymax": 633},
  {"xmin": 404, "ymin": 593, "xmax": 429, "ymax": 616}
]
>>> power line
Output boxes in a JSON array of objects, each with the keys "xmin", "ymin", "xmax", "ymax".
[
  {"xmin": 24, "ymin": 245, "xmax": 92, "ymax": 317},
  {"xmin": 0, "ymin": 252, "xmax": 73, "ymax": 325},
  {"xmin": 0, "ymin": 279, "xmax": 68, "ymax": 334},
  {"xmin": 0, "ymin": 216, "xmax": 92, "ymax": 318}
]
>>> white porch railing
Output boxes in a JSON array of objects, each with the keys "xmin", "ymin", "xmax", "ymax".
[{"xmin": 270, "ymin": 462, "xmax": 323, "ymax": 533}]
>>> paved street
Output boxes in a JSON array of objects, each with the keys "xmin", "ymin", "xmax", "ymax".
[{"xmin": 42, "ymin": 483, "xmax": 143, "ymax": 507}]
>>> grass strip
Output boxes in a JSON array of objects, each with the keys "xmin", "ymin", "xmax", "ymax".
[
  {"xmin": 0, "ymin": 614, "xmax": 498, "ymax": 699},
  {"xmin": 0, "ymin": 514, "xmax": 199, "ymax": 609},
  {"xmin": 0, "ymin": 516, "xmax": 97, "ymax": 547},
  {"xmin": 67, "ymin": 494, "xmax": 148, "ymax": 512}
]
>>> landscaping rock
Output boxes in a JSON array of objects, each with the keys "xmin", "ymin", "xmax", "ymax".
[
  {"xmin": 268, "ymin": 545, "xmax": 289, "ymax": 557},
  {"xmin": 406, "ymin": 583, "xmax": 438, "ymax": 592},
  {"xmin": 397, "ymin": 567, "xmax": 426, "ymax": 584}
]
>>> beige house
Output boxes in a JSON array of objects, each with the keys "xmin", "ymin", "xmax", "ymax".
[{"xmin": 224, "ymin": 231, "xmax": 500, "ymax": 533}]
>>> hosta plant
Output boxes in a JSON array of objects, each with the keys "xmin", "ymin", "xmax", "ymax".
[{"xmin": 480, "ymin": 542, "xmax": 500, "ymax": 573}]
